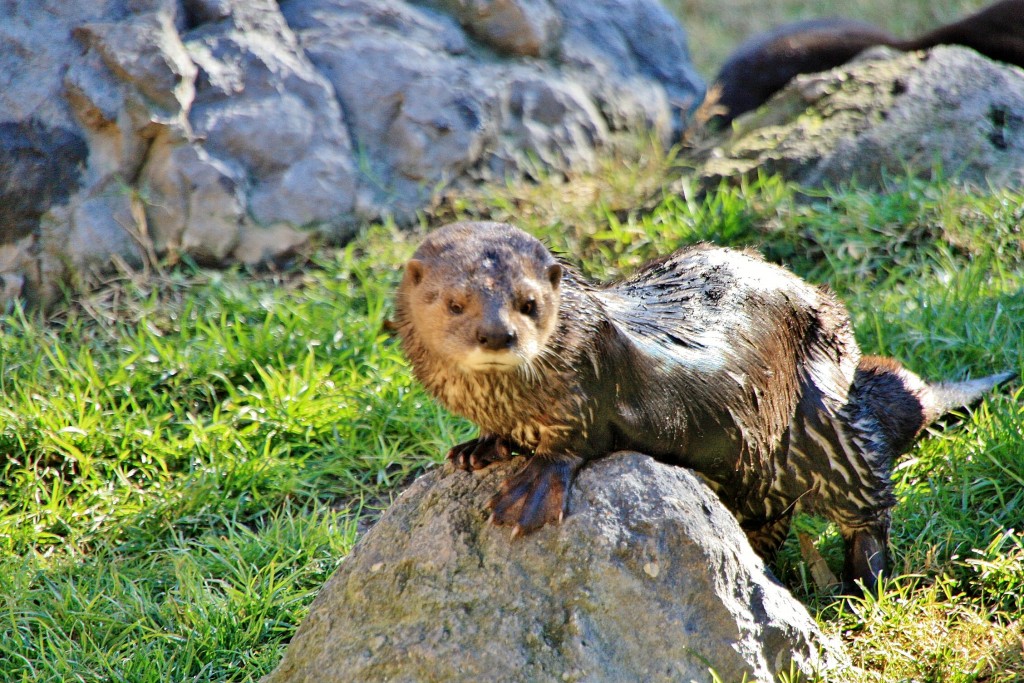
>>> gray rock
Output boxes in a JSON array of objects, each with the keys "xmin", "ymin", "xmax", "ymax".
[
  {"xmin": 62, "ymin": 182, "xmax": 148, "ymax": 275},
  {"xmin": 482, "ymin": 71, "xmax": 611, "ymax": 178},
  {"xmin": 556, "ymin": 0, "xmax": 704, "ymax": 134},
  {"xmin": 0, "ymin": 120, "xmax": 88, "ymax": 243},
  {"xmin": 0, "ymin": 0, "xmax": 703, "ymax": 307},
  {"xmin": 73, "ymin": 11, "xmax": 197, "ymax": 116},
  {"xmin": 140, "ymin": 137, "xmax": 245, "ymax": 264},
  {"xmin": 697, "ymin": 46, "xmax": 1024, "ymax": 190},
  {"xmin": 34, "ymin": 177, "xmax": 149, "ymax": 304},
  {"xmin": 201, "ymin": 95, "xmax": 315, "ymax": 176},
  {"xmin": 263, "ymin": 452, "xmax": 844, "ymax": 683},
  {"xmin": 283, "ymin": 1, "xmax": 495, "ymax": 220},
  {"xmin": 64, "ymin": 48, "xmax": 151, "ymax": 182},
  {"xmin": 184, "ymin": 0, "xmax": 359, "ymax": 230},
  {"xmin": 0, "ymin": 1, "xmax": 101, "ymax": 128},
  {"xmin": 0, "ymin": 0, "xmax": 103, "ymax": 247},
  {"xmin": 424, "ymin": 0, "xmax": 563, "ymax": 57}
]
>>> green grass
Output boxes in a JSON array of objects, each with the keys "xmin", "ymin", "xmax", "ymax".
[
  {"xmin": 2, "ymin": 143, "xmax": 1023, "ymax": 681},
  {"xmin": 0, "ymin": 235, "xmax": 470, "ymax": 682},
  {"xmin": 3, "ymin": 3, "xmax": 1018, "ymax": 681}
]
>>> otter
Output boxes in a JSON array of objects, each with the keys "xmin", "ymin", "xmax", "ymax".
[
  {"xmin": 712, "ymin": 0, "xmax": 1024, "ymax": 124},
  {"xmin": 392, "ymin": 221, "xmax": 1013, "ymax": 592}
]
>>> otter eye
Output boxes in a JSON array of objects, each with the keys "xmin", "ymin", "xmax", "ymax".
[
  {"xmin": 519, "ymin": 299, "xmax": 536, "ymax": 316},
  {"xmin": 448, "ymin": 300, "xmax": 463, "ymax": 315}
]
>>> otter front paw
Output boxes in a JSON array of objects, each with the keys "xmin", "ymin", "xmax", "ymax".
[
  {"xmin": 488, "ymin": 455, "xmax": 581, "ymax": 536},
  {"xmin": 447, "ymin": 434, "xmax": 514, "ymax": 471}
]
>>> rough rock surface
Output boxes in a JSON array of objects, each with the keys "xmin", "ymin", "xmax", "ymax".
[
  {"xmin": 0, "ymin": 0, "xmax": 703, "ymax": 308},
  {"xmin": 263, "ymin": 452, "xmax": 845, "ymax": 683},
  {"xmin": 696, "ymin": 45, "xmax": 1024, "ymax": 191}
]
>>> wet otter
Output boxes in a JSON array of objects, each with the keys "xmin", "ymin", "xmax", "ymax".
[
  {"xmin": 712, "ymin": 0, "xmax": 1024, "ymax": 124},
  {"xmin": 392, "ymin": 221, "xmax": 1013, "ymax": 592}
]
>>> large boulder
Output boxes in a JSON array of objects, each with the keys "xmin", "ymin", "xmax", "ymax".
[
  {"xmin": 263, "ymin": 452, "xmax": 845, "ymax": 683},
  {"xmin": 696, "ymin": 45, "xmax": 1024, "ymax": 191},
  {"xmin": 0, "ymin": 0, "xmax": 704, "ymax": 308}
]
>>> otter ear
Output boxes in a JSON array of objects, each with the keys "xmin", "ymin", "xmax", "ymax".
[
  {"xmin": 406, "ymin": 259, "xmax": 426, "ymax": 286},
  {"xmin": 546, "ymin": 263, "xmax": 562, "ymax": 289}
]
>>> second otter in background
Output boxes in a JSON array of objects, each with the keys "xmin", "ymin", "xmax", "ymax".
[{"xmin": 711, "ymin": 0, "xmax": 1024, "ymax": 124}]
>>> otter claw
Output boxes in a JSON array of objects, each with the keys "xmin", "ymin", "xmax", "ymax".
[
  {"xmin": 447, "ymin": 434, "xmax": 513, "ymax": 471},
  {"xmin": 488, "ymin": 455, "xmax": 580, "ymax": 534}
]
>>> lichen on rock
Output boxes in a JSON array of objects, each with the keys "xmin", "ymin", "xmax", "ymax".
[{"xmin": 695, "ymin": 46, "xmax": 1024, "ymax": 192}]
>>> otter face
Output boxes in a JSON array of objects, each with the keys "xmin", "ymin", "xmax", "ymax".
[
  {"xmin": 397, "ymin": 223, "xmax": 563, "ymax": 375},
  {"xmin": 403, "ymin": 257, "xmax": 562, "ymax": 373}
]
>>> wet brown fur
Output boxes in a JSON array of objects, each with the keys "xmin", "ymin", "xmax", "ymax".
[{"xmin": 393, "ymin": 221, "xmax": 1013, "ymax": 593}]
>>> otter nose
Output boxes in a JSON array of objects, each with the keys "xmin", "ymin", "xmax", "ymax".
[{"xmin": 476, "ymin": 325, "xmax": 517, "ymax": 351}]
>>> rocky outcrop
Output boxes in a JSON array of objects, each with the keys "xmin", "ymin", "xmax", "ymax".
[
  {"xmin": 0, "ymin": 0, "xmax": 703, "ymax": 307},
  {"xmin": 696, "ymin": 45, "xmax": 1024, "ymax": 191},
  {"xmin": 262, "ymin": 453, "xmax": 845, "ymax": 683}
]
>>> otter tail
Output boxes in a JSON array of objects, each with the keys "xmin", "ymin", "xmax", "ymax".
[
  {"xmin": 853, "ymin": 357, "xmax": 1015, "ymax": 458},
  {"xmin": 925, "ymin": 371, "xmax": 1017, "ymax": 419}
]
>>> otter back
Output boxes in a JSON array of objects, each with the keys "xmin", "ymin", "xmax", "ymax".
[{"xmin": 394, "ymin": 221, "xmax": 1012, "ymax": 593}]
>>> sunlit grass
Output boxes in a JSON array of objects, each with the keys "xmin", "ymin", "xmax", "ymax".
[
  {"xmin": 1, "ymin": 139, "xmax": 1022, "ymax": 681},
  {"xmin": 0, "ymin": 228, "xmax": 466, "ymax": 682},
  {"xmin": 440, "ymin": 159, "xmax": 1023, "ymax": 682}
]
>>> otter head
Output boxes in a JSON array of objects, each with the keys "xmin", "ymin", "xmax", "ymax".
[{"xmin": 397, "ymin": 222, "xmax": 563, "ymax": 374}]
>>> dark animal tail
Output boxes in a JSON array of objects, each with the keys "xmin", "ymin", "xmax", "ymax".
[{"xmin": 853, "ymin": 356, "xmax": 1015, "ymax": 457}]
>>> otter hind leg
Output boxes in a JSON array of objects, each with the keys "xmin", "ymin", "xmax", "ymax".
[
  {"xmin": 488, "ymin": 453, "xmax": 583, "ymax": 536},
  {"xmin": 447, "ymin": 433, "xmax": 516, "ymax": 471},
  {"xmin": 839, "ymin": 512, "xmax": 891, "ymax": 596}
]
